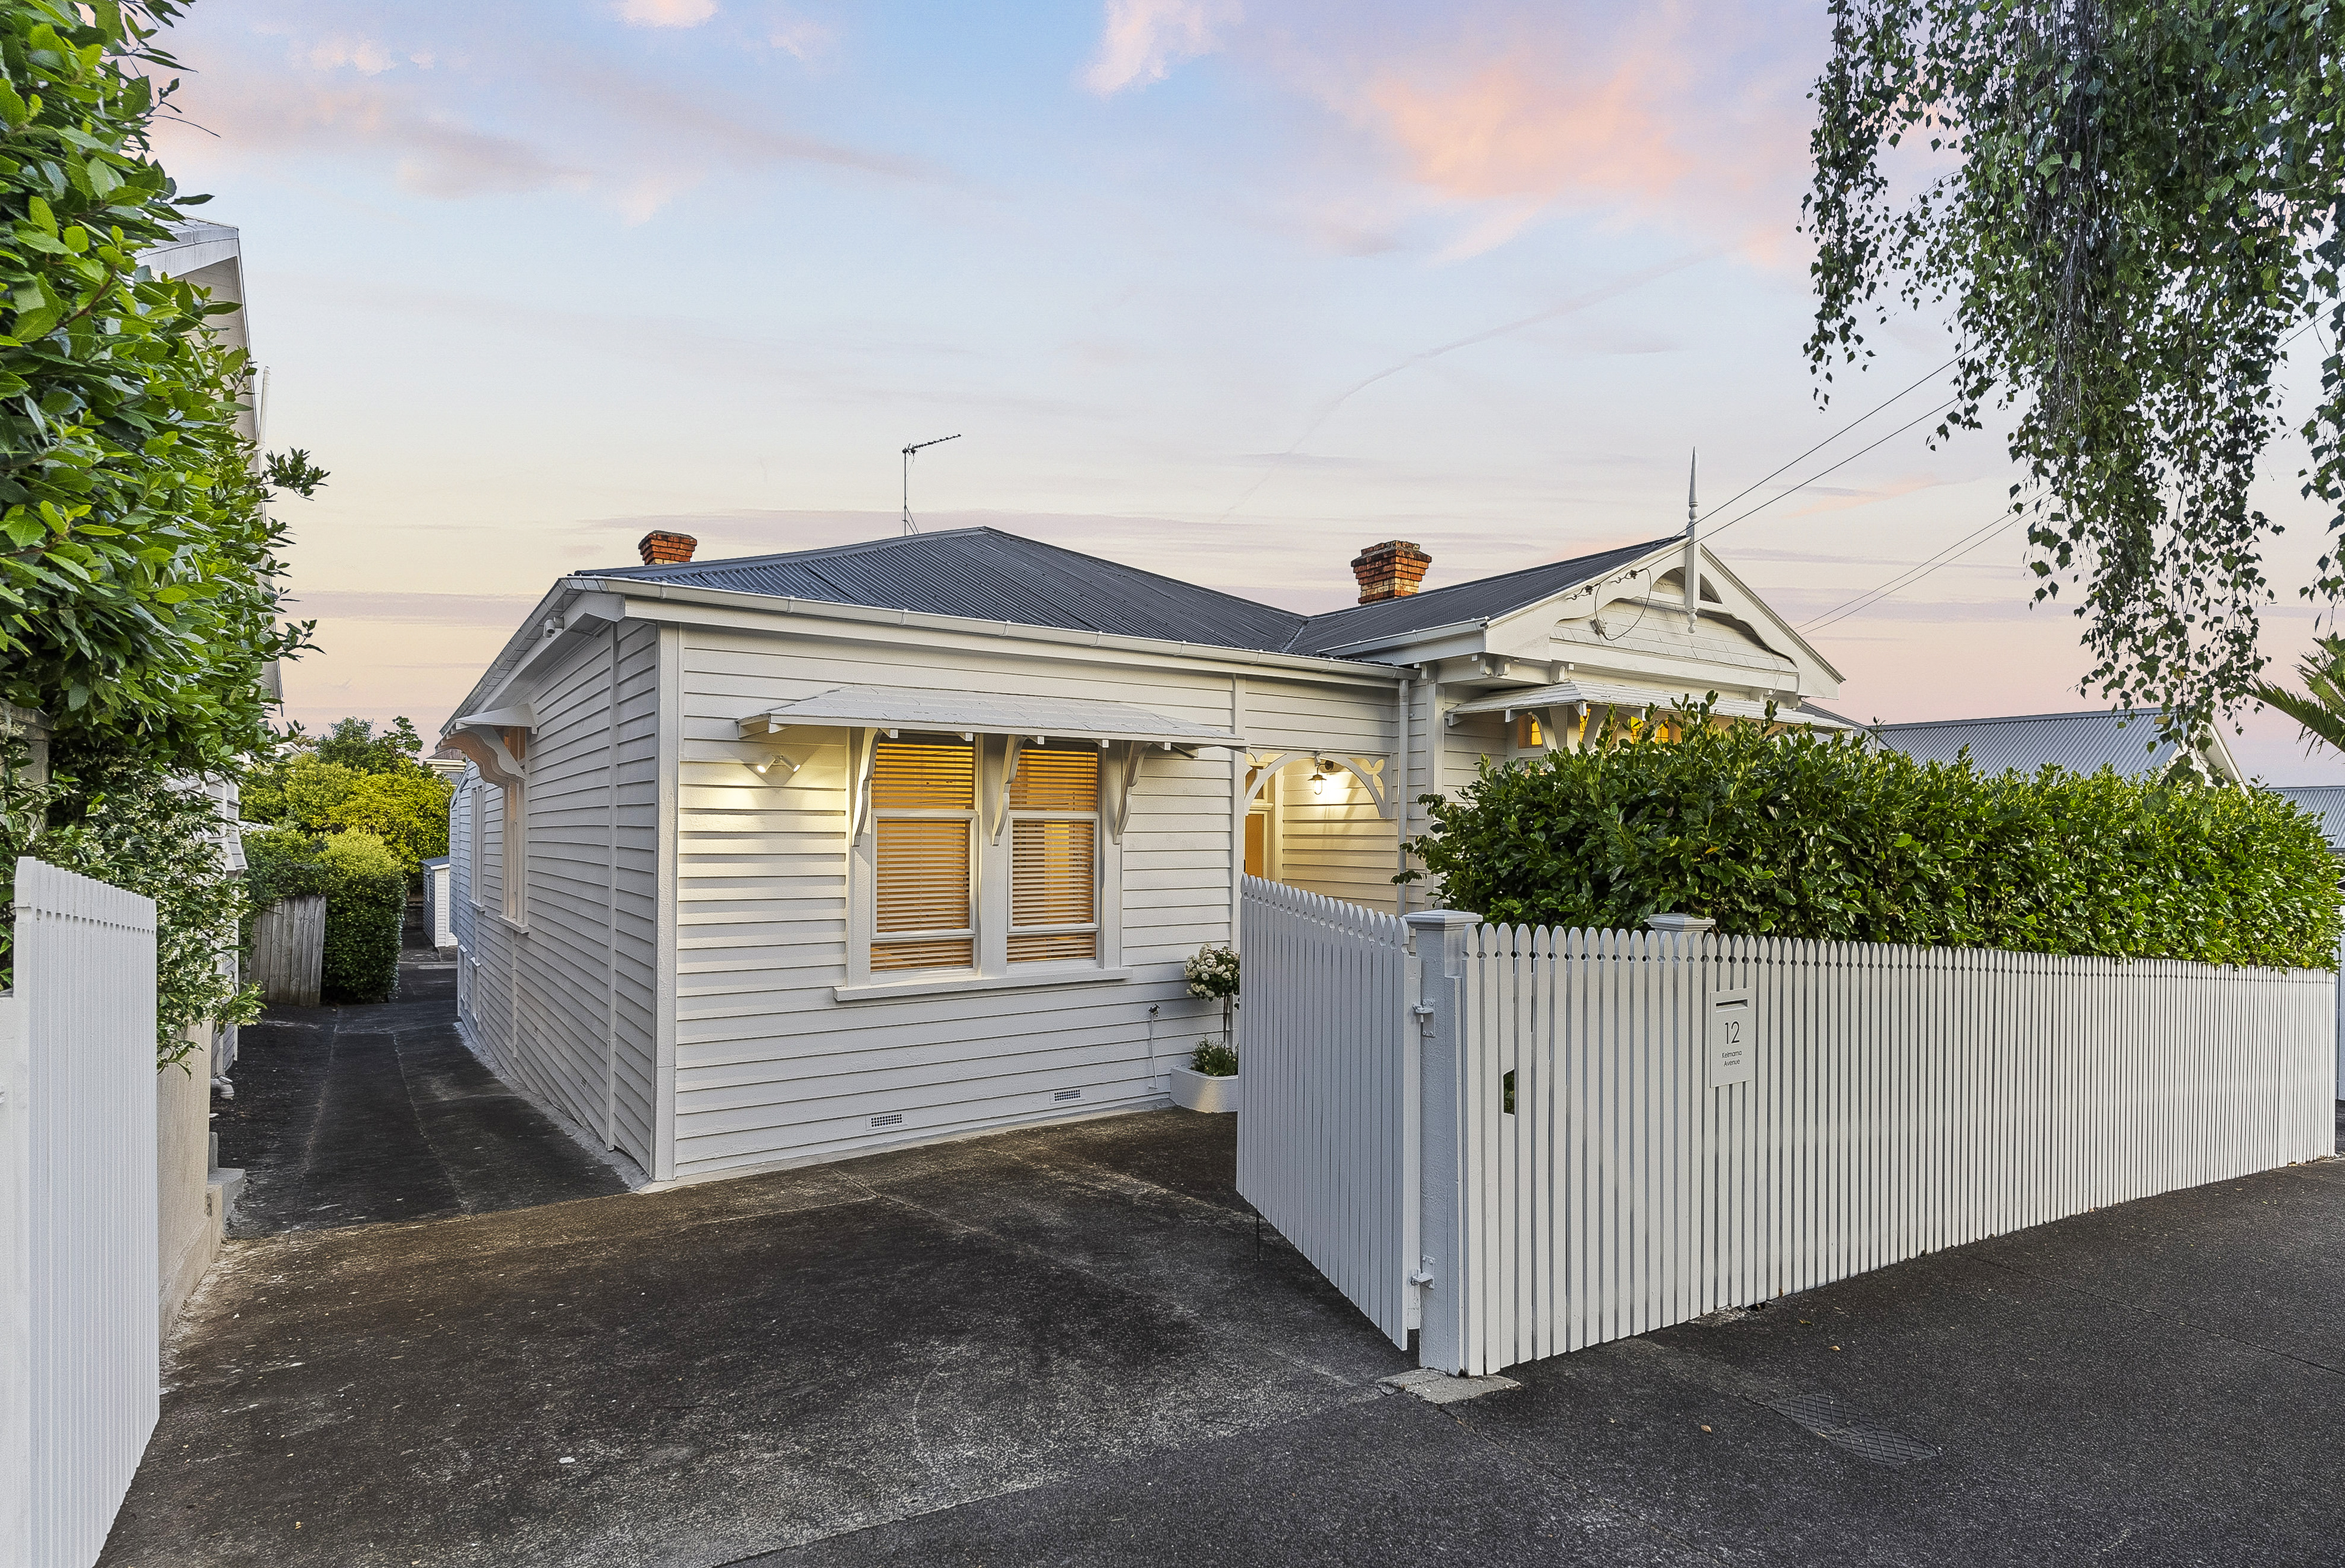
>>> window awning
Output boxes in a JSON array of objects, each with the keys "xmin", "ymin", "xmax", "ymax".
[
  {"xmin": 737, "ymin": 685, "xmax": 1244, "ymax": 748},
  {"xmin": 1446, "ymin": 680, "xmax": 1856, "ymax": 729}
]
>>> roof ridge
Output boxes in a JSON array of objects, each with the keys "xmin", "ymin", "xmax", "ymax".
[{"xmin": 591, "ymin": 525, "xmax": 997, "ymax": 580}]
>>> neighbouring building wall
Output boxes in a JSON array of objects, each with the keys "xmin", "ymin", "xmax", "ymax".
[{"xmin": 155, "ymin": 1046, "xmax": 216, "ymax": 1333}]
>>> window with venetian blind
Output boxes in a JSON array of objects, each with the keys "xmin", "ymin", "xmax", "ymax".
[
  {"xmin": 869, "ymin": 740, "xmax": 977, "ymax": 971},
  {"xmin": 1007, "ymin": 747, "xmax": 1098, "ymax": 962}
]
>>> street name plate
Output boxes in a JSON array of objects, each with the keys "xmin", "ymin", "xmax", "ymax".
[{"xmin": 1709, "ymin": 989, "xmax": 1753, "ymax": 1090}]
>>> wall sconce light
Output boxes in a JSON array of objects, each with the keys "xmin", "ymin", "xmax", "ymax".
[
  {"xmin": 741, "ymin": 747, "xmax": 800, "ymax": 783},
  {"xmin": 1307, "ymin": 760, "xmax": 1330, "ymax": 799}
]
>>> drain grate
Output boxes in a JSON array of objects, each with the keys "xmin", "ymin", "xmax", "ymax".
[{"xmin": 1768, "ymin": 1392, "xmax": 1941, "ymax": 1467}]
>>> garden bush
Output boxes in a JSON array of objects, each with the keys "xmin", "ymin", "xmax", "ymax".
[
  {"xmin": 245, "ymin": 827, "xmax": 407, "ymax": 1001},
  {"xmin": 1406, "ymin": 706, "xmax": 2342, "ymax": 970}
]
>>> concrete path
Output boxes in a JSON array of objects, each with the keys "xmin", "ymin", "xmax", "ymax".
[
  {"xmin": 210, "ymin": 958, "xmax": 628, "ymax": 1236},
  {"xmin": 102, "ymin": 962, "xmax": 2345, "ymax": 1567}
]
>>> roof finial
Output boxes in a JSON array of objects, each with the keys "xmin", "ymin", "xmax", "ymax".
[{"xmin": 1682, "ymin": 448, "xmax": 1700, "ymax": 633}]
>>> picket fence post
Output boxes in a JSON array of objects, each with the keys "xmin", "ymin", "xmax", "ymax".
[{"xmin": 1407, "ymin": 908, "xmax": 1481, "ymax": 1374}]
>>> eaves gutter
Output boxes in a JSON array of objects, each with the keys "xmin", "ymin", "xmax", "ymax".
[{"xmin": 570, "ymin": 575, "xmax": 1412, "ymax": 685}]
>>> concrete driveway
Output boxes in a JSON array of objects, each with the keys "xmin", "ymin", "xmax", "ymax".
[{"xmin": 102, "ymin": 962, "xmax": 2345, "ymax": 1567}]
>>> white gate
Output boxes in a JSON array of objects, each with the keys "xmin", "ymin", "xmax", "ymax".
[
  {"xmin": 1241, "ymin": 884, "xmax": 2338, "ymax": 1377},
  {"xmin": 1235, "ymin": 878, "xmax": 1417, "ymax": 1346},
  {"xmin": 1, "ymin": 859, "xmax": 161, "ymax": 1568}
]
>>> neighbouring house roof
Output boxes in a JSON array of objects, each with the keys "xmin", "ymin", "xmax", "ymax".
[
  {"xmin": 1867, "ymin": 709, "xmax": 2240, "ymax": 783},
  {"xmin": 2268, "ymin": 785, "xmax": 2345, "ymax": 852},
  {"xmin": 739, "ymin": 685, "xmax": 1243, "ymax": 747},
  {"xmin": 590, "ymin": 526, "xmax": 1684, "ymax": 661}
]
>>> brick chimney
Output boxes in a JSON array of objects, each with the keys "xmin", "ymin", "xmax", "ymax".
[
  {"xmin": 1350, "ymin": 540, "xmax": 1431, "ymax": 605},
  {"xmin": 638, "ymin": 530, "xmax": 697, "ymax": 565}
]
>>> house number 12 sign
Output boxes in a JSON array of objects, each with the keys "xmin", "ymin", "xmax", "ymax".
[{"xmin": 1708, "ymin": 988, "xmax": 1754, "ymax": 1090}]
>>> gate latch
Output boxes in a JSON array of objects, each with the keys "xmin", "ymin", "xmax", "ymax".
[{"xmin": 1411, "ymin": 1001, "xmax": 1435, "ymax": 1036}]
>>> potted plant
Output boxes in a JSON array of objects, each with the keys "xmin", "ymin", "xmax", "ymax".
[{"xmin": 1172, "ymin": 944, "xmax": 1239, "ymax": 1112}]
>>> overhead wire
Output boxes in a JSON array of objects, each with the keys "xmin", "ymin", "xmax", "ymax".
[
  {"xmin": 1796, "ymin": 315, "xmax": 2334, "ymax": 636},
  {"xmin": 1695, "ymin": 352, "xmax": 1963, "ymax": 526}
]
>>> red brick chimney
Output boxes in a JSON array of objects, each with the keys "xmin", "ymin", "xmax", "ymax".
[
  {"xmin": 638, "ymin": 530, "xmax": 697, "ymax": 565},
  {"xmin": 1351, "ymin": 540, "xmax": 1431, "ymax": 605}
]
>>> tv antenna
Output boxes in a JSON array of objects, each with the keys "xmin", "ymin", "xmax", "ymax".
[{"xmin": 900, "ymin": 434, "xmax": 962, "ymax": 534}]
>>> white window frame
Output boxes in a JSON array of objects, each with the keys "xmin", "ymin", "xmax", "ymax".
[
  {"xmin": 845, "ymin": 733, "xmax": 1123, "ymax": 994},
  {"xmin": 500, "ymin": 768, "xmax": 527, "ymax": 929}
]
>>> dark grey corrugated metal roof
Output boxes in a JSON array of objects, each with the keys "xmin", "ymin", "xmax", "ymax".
[
  {"xmin": 592, "ymin": 526, "xmax": 1681, "ymax": 660},
  {"xmin": 2268, "ymin": 785, "xmax": 2345, "ymax": 851},
  {"xmin": 593, "ymin": 528, "xmax": 1306, "ymax": 651},
  {"xmin": 1869, "ymin": 710, "xmax": 2178, "ymax": 777}
]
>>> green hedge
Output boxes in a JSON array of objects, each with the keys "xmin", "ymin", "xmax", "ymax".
[
  {"xmin": 1408, "ymin": 709, "xmax": 2342, "ymax": 970},
  {"xmin": 245, "ymin": 828, "xmax": 408, "ymax": 1002}
]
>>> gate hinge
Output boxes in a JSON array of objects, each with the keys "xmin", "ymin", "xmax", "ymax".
[
  {"xmin": 1408, "ymin": 1268, "xmax": 1434, "ymax": 1288},
  {"xmin": 1411, "ymin": 1001, "xmax": 1435, "ymax": 1036}
]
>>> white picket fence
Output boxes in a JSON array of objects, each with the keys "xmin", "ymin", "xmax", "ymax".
[
  {"xmin": 1, "ymin": 859, "xmax": 160, "ymax": 1568},
  {"xmin": 1234, "ymin": 878, "xmax": 2338, "ymax": 1377}
]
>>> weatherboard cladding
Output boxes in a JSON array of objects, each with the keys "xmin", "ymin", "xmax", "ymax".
[
  {"xmin": 592, "ymin": 526, "xmax": 1684, "ymax": 660},
  {"xmin": 1868, "ymin": 710, "xmax": 2180, "ymax": 778}
]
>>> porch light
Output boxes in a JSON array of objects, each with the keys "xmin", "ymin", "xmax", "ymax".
[{"xmin": 1308, "ymin": 762, "xmax": 1329, "ymax": 799}]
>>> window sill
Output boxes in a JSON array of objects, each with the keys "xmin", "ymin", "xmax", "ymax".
[
  {"xmin": 494, "ymin": 913, "xmax": 529, "ymax": 936},
  {"xmin": 835, "ymin": 966, "xmax": 1131, "ymax": 1004}
]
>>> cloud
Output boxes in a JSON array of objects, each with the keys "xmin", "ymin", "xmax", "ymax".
[
  {"xmin": 303, "ymin": 36, "xmax": 399, "ymax": 75},
  {"xmin": 1783, "ymin": 472, "xmax": 1950, "ymax": 518},
  {"xmin": 767, "ymin": 14, "xmax": 834, "ymax": 61},
  {"xmin": 1083, "ymin": 0, "xmax": 1237, "ymax": 96},
  {"xmin": 159, "ymin": 44, "xmax": 931, "ymax": 220},
  {"xmin": 160, "ymin": 72, "xmax": 591, "ymax": 199},
  {"xmin": 1368, "ymin": 57, "xmax": 1691, "ymax": 210},
  {"xmin": 618, "ymin": 0, "xmax": 718, "ymax": 27}
]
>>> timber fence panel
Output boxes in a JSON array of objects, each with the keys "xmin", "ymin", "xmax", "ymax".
[
  {"xmin": 249, "ymin": 893, "xmax": 325, "ymax": 1008},
  {"xmin": 2, "ymin": 859, "xmax": 159, "ymax": 1568}
]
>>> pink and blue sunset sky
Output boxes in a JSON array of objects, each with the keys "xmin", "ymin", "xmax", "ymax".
[{"xmin": 154, "ymin": 0, "xmax": 2345, "ymax": 780}]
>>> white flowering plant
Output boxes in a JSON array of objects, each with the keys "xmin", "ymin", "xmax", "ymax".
[{"xmin": 1184, "ymin": 943, "xmax": 1239, "ymax": 999}]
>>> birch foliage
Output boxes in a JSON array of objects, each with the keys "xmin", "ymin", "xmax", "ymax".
[{"xmin": 1806, "ymin": 0, "xmax": 2344, "ymax": 731}]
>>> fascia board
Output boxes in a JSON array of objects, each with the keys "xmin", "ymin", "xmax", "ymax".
[
  {"xmin": 569, "ymin": 575, "xmax": 1408, "ymax": 687},
  {"xmin": 440, "ymin": 582, "xmax": 578, "ymax": 739}
]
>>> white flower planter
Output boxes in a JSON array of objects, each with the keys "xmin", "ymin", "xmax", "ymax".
[{"xmin": 1170, "ymin": 1065, "xmax": 1239, "ymax": 1114}]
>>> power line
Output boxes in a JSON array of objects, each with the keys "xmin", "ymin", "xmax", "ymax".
[
  {"xmin": 1697, "ymin": 352, "xmax": 1962, "ymax": 526},
  {"xmin": 1799, "ymin": 314, "xmax": 2337, "ymax": 636},
  {"xmin": 1800, "ymin": 509, "xmax": 2023, "ymax": 634},
  {"xmin": 1702, "ymin": 394, "xmax": 1962, "ymax": 543}
]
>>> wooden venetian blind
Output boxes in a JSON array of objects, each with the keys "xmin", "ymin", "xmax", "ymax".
[
  {"xmin": 872, "ymin": 741, "xmax": 975, "ymax": 971},
  {"xmin": 871, "ymin": 741, "xmax": 975, "ymax": 809},
  {"xmin": 1008, "ymin": 747, "xmax": 1099, "ymax": 811},
  {"xmin": 1009, "ymin": 820, "xmax": 1096, "ymax": 962}
]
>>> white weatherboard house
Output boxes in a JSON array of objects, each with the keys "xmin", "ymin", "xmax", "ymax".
[{"xmin": 440, "ymin": 526, "xmax": 1846, "ymax": 1185}]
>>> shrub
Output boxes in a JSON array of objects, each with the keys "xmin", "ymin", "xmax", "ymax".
[
  {"xmin": 3, "ymin": 743, "xmax": 262, "ymax": 1064},
  {"xmin": 1192, "ymin": 1040, "xmax": 1239, "ymax": 1077},
  {"xmin": 324, "ymin": 770, "xmax": 451, "ymax": 874},
  {"xmin": 244, "ymin": 827, "xmax": 407, "ymax": 1001},
  {"xmin": 1406, "ymin": 706, "xmax": 2342, "ymax": 971}
]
